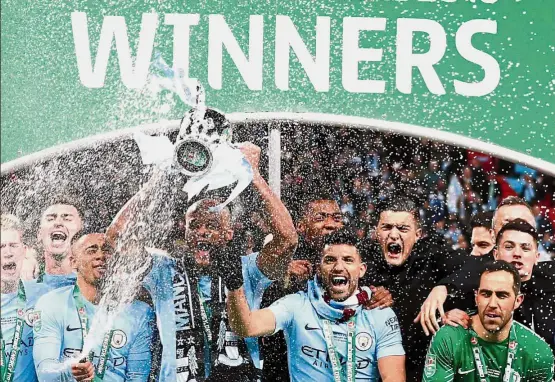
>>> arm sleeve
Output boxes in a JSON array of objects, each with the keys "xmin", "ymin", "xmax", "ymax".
[
  {"xmin": 33, "ymin": 295, "xmax": 74, "ymax": 382},
  {"xmin": 438, "ymin": 258, "xmax": 481, "ymax": 295},
  {"xmin": 125, "ymin": 308, "xmax": 155, "ymax": 382},
  {"xmin": 267, "ymin": 294, "xmax": 298, "ymax": 334},
  {"xmin": 528, "ymin": 348, "xmax": 554, "ymax": 381},
  {"xmin": 242, "ymin": 253, "xmax": 273, "ymax": 310},
  {"xmin": 374, "ymin": 309, "xmax": 405, "ymax": 359},
  {"xmin": 422, "ymin": 329, "xmax": 457, "ymax": 382}
]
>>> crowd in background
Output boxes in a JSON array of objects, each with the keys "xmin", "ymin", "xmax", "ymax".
[
  {"xmin": 279, "ymin": 127, "xmax": 555, "ymax": 260},
  {"xmin": 1, "ymin": 122, "xmax": 555, "ymax": 382}
]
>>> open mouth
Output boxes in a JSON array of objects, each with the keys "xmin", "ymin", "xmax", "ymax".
[
  {"xmin": 93, "ymin": 263, "xmax": 107, "ymax": 275},
  {"xmin": 485, "ymin": 312, "xmax": 500, "ymax": 319},
  {"xmin": 2, "ymin": 262, "xmax": 16, "ymax": 272},
  {"xmin": 330, "ymin": 275, "xmax": 349, "ymax": 286},
  {"xmin": 50, "ymin": 231, "xmax": 68, "ymax": 246},
  {"xmin": 386, "ymin": 243, "xmax": 402, "ymax": 257},
  {"xmin": 194, "ymin": 242, "xmax": 214, "ymax": 265},
  {"xmin": 511, "ymin": 261, "xmax": 524, "ymax": 270}
]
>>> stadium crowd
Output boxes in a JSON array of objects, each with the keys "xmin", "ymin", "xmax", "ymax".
[{"xmin": 1, "ymin": 114, "xmax": 554, "ymax": 382}]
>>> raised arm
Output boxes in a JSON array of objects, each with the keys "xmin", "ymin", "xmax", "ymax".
[
  {"xmin": 239, "ymin": 143, "xmax": 298, "ymax": 280},
  {"xmin": 227, "ymin": 287, "xmax": 277, "ymax": 338},
  {"xmin": 106, "ymin": 169, "xmax": 166, "ymax": 246}
]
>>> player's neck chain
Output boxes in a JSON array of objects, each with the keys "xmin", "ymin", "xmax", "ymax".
[
  {"xmin": 0, "ymin": 280, "xmax": 26, "ymax": 382},
  {"xmin": 468, "ymin": 324, "xmax": 518, "ymax": 382},
  {"xmin": 73, "ymin": 285, "xmax": 114, "ymax": 381}
]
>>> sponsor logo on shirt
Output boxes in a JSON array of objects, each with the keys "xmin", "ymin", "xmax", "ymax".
[
  {"xmin": 304, "ymin": 324, "xmax": 320, "ymax": 331},
  {"xmin": 301, "ymin": 345, "xmax": 371, "ymax": 370},
  {"xmin": 303, "ymin": 323, "xmax": 347, "ymax": 341},
  {"xmin": 385, "ymin": 317, "xmax": 399, "ymax": 332},
  {"xmin": 66, "ymin": 325, "xmax": 82, "ymax": 332},
  {"xmin": 33, "ymin": 311, "xmax": 42, "ymax": 333},
  {"xmin": 457, "ymin": 368, "xmax": 475, "ymax": 375}
]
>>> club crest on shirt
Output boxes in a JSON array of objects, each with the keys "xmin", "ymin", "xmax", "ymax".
[
  {"xmin": 111, "ymin": 330, "xmax": 128, "ymax": 349},
  {"xmin": 424, "ymin": 354, "xmax": 436, "ymax": 377},
  {"xmin": 24, "ymin": 309, "xmax": 39, "ymax": 327},
  {"xmin": 355, "ymin": 332, "xmax": 373, "ymax": 351},
  {"xmin": 33, "ymin": 311, "xmax": 42, "ymax": 333}
]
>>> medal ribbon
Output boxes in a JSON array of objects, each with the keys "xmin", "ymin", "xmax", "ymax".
[
  {"xmin": 0, "ymin": 280, "xmax": 27, "ymax": 382},
  {"xmin": 197, "ymin": 284, "xmax": 212, "ymax": 345},
  {"xmin": 469, "ymin": 325, "xmax": 518, "ymax": 382},
  {"xmin": 73, "ymin": 285, "xmax": 113, "ymax": 381},
  {"xmin": 322, "ymin": 317, "xmax": 356, "ymax": 382}
]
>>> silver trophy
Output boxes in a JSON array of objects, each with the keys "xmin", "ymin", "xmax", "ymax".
[
  {"xmin": 173, "ymin": 107, "xmax": 232, "ymax": 177},
  {"xmin": 134, "ymin": 66, "xmax": 253, "ymax": 209}
]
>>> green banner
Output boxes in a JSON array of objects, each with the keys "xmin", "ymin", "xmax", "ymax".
[{"xmin": 1, "ymin": 0, "xmax": 554, "ymax": 164}]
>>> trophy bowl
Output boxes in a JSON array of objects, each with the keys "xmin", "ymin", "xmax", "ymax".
[{"xmin": 174, "ymin": 137, "xmax": 213, "ymax": 177}]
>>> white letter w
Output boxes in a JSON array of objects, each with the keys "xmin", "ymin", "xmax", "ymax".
[{"xmin": 71, "ymin": 12, "xmax": 158, "ymax": 88}]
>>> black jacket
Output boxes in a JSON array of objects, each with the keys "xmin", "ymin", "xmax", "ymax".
[
  {"xmin": 361, "ymin": 235, "xmax": 466, "ymax": 382},
  {"xmin": 440, "ymin": 253, "xmax": 555, "ymax": 355}
]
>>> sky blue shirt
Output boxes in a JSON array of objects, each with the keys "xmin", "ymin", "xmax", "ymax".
[
  {"xmin": 143, "ymin": 252, "xmax": 272, "ymax": 381},
  {"xmin": 32, "ymin": 285, "xmax": 154, "ymax": 382},
  {"xmin": 268, "ymin": 278, "xmax": 405, "ymax": 382},
  {"xmin": 1, "ymin": 280, "xmax": 48, "ymax": 382}
]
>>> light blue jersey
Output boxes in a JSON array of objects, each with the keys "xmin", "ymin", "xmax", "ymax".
[
  {"xmin": 143, "ymin": 252, "xmax": 272, "ymax": 381},
  {"xmin": 268, "ymin": 278, "xmax": 405, "ymax": 382},
  {"xmin": 1, "ymin": 280, "xmax": 48, "ymax": 382},
  {"xmin": 33, "ymin": 285, "xmax": 154, "ymax": 381},
  {"xmin": 39, "ymin": 273, "xmax": 76, "ymax": 292}
]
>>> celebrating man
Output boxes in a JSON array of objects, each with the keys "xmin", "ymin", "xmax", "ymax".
[
  {"xmin": 108, "ymin": 134, "xmax": 297, "ymax": 381},
  {"xmin": 227, "ymin": 228, "xmax": 406, "ymax": 382},
  {"xmin": 33, "ymin": 232, "xmax": 154, "ymax": 381},
  {"xmin": 423, "ymin": 260, "xmax": 554, "ymax": 381},
  {"xmin": 260, "ymin": 190, "xmax": 392, "ymax": 381},
  {"xmin": 418, "ymin": 197, "xmax": 555, "ymax": 353},
  {"xmin": 22, "ymin": 199, "xmax": 84, "ymax": 290},
  {"xmin": 469, "ymin": 211, "xmax": 495, "ymax": 257},
  {"xmin": 362, "ymin": 196, "xmax": 465, "ymax": 380},
  {"xmin": 1, "ymin": 214, "xmax": 47, "ymax": 382}
]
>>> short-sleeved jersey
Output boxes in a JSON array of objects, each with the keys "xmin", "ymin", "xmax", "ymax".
[
  {"xmin": 39, "ymin": 273, "xmax": 76, "ymax": 292},
  {"xmin": 423, "ymin": 322, "xmax": 555, "ymax": 381},
  {"xmin": 33, "ymin": 285, "xmax": 154, "ymax": 381},
  {"xmin": 143, "ymin": 252, "xmax": 272, "ymax": 381},
  {"xmin": 268, "ymin": 280, "xmax": 405, "ymax": 382},
  {"xmin": 1, "ymin": 280, "xmax": 48, "ymax": 382}
]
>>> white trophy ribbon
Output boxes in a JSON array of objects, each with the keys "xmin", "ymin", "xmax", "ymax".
[{"xmin": 134, "ymin": 53, "xmax": 253, "ymax": 209}]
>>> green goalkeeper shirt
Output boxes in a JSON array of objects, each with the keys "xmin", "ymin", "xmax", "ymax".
[{"xmin": 423, "ymin": 321, "xmax": 554, "ymax": 381}]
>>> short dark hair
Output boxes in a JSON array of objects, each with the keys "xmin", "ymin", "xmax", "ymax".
[
  {"xmin": 70, "ymin": 226, "xmax": 102, "ymax": 246},
  {"xmin": 323, "ymin": 228, "xmax": 360, "ymax": 250},
  {"xmin": 470, "ymin": 211, "xmax": 494, "ymax": 230},
  {"xmin": 294, "ymin": 188, "xmax": 338, "ymax": 223},
  {"xmin": 376, "ymin": 195, "xmax": 420, "ymax": 226},
  {"xmin": 495, "ymin": 218, "xmax": 538, "ymax": 246},
  {"xmin": 496, "ymin": 196, "xmax": 533, "ymax": 215},
  {"xmin": 480, "ymin": 260, "xmax": 521, "ymax": 295},
  {"xmin": 41, "ymin": 193, "xmax": 84, "ymax": 220}
]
